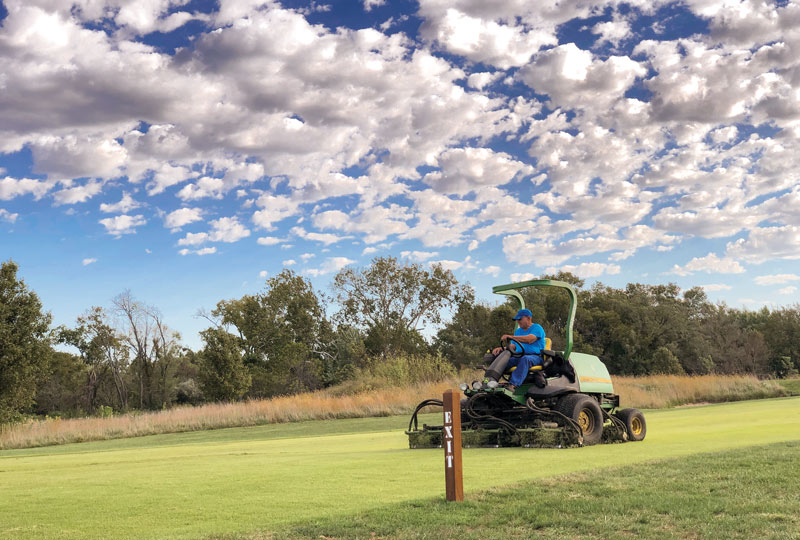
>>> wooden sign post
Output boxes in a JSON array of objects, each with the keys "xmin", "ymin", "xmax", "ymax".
[{"xmin": 442, "ymin": 389, "xmax": 464, "ymax": 502}]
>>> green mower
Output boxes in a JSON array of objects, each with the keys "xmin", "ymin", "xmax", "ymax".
[{"xmin": 406, "ymin": 279, "xmax": 646, "ymax": 448}]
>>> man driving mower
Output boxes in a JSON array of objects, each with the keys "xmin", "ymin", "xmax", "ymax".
[{"xmin": 482, "ymin": 308, "xmax": 547, "ymax": 392}]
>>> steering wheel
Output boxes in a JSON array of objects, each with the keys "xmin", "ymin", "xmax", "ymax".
[{"xmin": 502, "ymin": 337, "xmax": 525, "ymax": 358}]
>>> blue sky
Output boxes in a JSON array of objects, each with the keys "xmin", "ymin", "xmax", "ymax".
[{"xmin": 2, "ymin": 0, "xmax": 800, "ymax": 349}]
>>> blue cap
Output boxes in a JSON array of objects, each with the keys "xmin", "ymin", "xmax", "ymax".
[{"xmin": 512, "ymin": 308, "xmax": 532, "ymax": 320}]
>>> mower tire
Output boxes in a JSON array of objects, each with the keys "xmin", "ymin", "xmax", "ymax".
[
  {"xmin": 616, "ymin": 408, "xmax": 646, "ymax": 441},
  {"xmin": 556, "ymin": 394, "xmax": 604, "ymax": 445}
]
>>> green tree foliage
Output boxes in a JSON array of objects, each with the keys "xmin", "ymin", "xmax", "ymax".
[
  {"xmin": 35, "ymin": 351, "xmax": 86, "ymax": 417},
  {"xmin": 59, "ymin": 307, "xmax": 129, "ymax": 412},
  {"xmin": 650, "ymin": 346, "xmax": 685, "ymax": 375},
  {"xmin": 198, "ymin": 328, "xmax": 251, "ymax": 401},
  {"xmin": 210, "ymin": 269, "xmax": 334, "ymax": 397},
  {"xmin": 332, "ymin": 256, "xmax": 472, "ymax": 357},
  {"xmin": 0, "ymin": 261, "xmax": 53, "ymax": 423}
]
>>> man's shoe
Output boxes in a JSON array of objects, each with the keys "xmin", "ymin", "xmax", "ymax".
[{"xmin": 504, "ymin": 384, "xmax": 517, "ymax": 393}]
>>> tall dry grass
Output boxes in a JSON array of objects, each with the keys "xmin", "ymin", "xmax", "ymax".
[
  {"xmin": 614, "ymin": 373, "xmax": 788, "ymax": 409},
  {"xmin": 0, "ymin": 373, "xmax": 789, "ymax": 450},
  {"xmin": 0, "ymin": 379, "xmax": 458, "ymax": 450}
]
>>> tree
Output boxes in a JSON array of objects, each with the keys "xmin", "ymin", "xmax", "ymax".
[
  {"xmin": 112, "ymin": 292, "xmax": 181, "ymax": 409},
  {"xmin": 209, "ymin": 269, "xmax": 334, "ymax": 397},
  {"xmin": 332, "ymin": 257, "xmax": 472, "ymax": 357},
  {"xmin": 59, "ymin": 307, "xmax": 129, "ymax": 412},
  {"xmin": 0, "ymin": 261, "xmax": 53, "ymax": 423},
  {"xmin": 35, "ymin": 351, "xmax": 86, "ymax": 416},
  {"xmin": 198, "ymin": 328, "xmax": 251, "ymax": 401}
]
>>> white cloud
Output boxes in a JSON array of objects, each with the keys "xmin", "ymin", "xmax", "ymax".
[
  {"xmin": 0, "ymin": 177, "xmax": 51, "ymax": 200},
  {"xmin": 519, "ymin": 44, "xmax": 646, "ymax": 110},
  {"xmin": 209, "ymin": 216, "xmax": 251, "ymax": 243},
  {"xmin": 481, "ymin": 265, "xmax": 501, "ymax": 277},
  {"xmin": 257, "ymin": 236, "xmax": 281, "ymax": 246},
  {"xmin": 291, "ymin": 226, "xmax": 348, "ymax": 246},
  {"xmin": 53, "ymin": 180, "xmax": 104, "ymax": 206},
  {"xmin": 363, "ymin": 0, "xmax": 386, "ymax": 11},
  {"xmin": 179, "ymin": 246, "xmax": 217, "ymax": 256},
  {"xmin": 30, "ymin": 134, "xmax": 127, "ymax": 180},
  {"xmin": 466, "ymin": 72, "xmax": 500, "ymax": 90},
  {"xmin": 592, "ymin": 16, "xmax": 631, "ymax": 47},
  {"xmin": 422, "ymin": 147, "xmax": 534, "ymax": 195},
  {"xmin": 510, "ymin": 272, "xmax": 536, "ymax": 282},
  {"xmin": 431, "ymin": 259, "xmax": 463, "ymax": 271},
  {"xmin": 4, "ymin": 0, "xmax": 800, "ymax": 294},
  {"xmin": 306, "ymin": 256, "xmax": 354, "ymax": 276},
  {"xmin": 314, "ymin": 205, "xmax": 411, "ymax": 244},
  {"xmin": 726, "ymin": 226, "xmax": 800, "ymax": 263},
  {"xmin": 545, "ymin": 262, "xmax": 621, "ymax": 278},
  {"xmin": 669, "ymin": 253, "xmax": 745, "ymax": 276},
  {"xmin": 282, "ymin": 259, "xmax": 296, "ymax": 266},
  {"xmin": 177, "ymin": 232, "xmax": 209, "ymax": 246},
  {"xmin": 164, "ymin": 207, "xmax": 203, "ymax": 230},
  {"xmin": 259, "ymin": 270, "xmax": 268, "ymax": 278},
  {"xmin": 401, "ymin": 250, "xmax": 439, "ymax": 262},
  {"xmin": 100, "ymin": 192, "xmax": 142, "ymax": 214},
  {"xmin": 418, "ymin": 2, "xmax": 557, "ymax": 69},
  {"xmin": 0, "ymin": 209, "xmax": 18, "ymax": 223},
  {"xmin": 778, "ymin": 286, "xmax": 797, "ymax": 295},
  {"xmin": 177, "ymin": 177, "xmax": 225, "ymax": 201},
  {"xmin": 300, "ymin": 253, "xmax": 316, "ymax": 262},
  {"xmin": 754, "ymin": 274, "xmax": 800, "ymax": 286},
  {"xmin": 701, "ymin": 284, "xmax": 733, "ymax": 292},
  {"xmin": 98, "ymin": 214, "xmax": 146, "ymax": 236},
  {"xmin": 82, "ymin": 258, "xmax": 97, "ymax": 266}
]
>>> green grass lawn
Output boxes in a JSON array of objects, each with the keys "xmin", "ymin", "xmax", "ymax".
[
  {"xmin": 2, "ymin": 397, "xmax": 800, "ymax": 540},
  {"xmin": 262, "ymin": 440, "xmax": 800, "ymax": 540}
]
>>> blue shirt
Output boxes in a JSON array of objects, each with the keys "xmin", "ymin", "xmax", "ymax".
[{"xmin": 514, "ymin": 324, "xmax": 546, "ymax": 355}]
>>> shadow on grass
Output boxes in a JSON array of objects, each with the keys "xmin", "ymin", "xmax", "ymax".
[{"xmin": 214, "ymin": 441, "xmax": 800, "ymax": 540}]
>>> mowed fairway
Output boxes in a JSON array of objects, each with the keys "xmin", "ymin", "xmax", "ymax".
[{"xmin": 2, "ymin": 397, "xmax": 800, "ymax": 539}]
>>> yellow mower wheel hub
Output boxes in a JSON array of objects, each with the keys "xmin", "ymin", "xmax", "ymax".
[
  {"xmin": 631, "ymin": 416, "xmax": 643, "ymax": 436},
  {"xmin": 578, "ymin": 409, "xmax": 593, "ymax": 433}
]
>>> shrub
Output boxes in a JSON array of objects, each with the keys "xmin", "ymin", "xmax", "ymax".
[{"xmin": 360, "ymin": 353, "xmax": 455, "ymax": 385}]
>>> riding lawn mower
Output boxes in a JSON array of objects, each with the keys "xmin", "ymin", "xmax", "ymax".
[{"xmin": 406, "ymin": 279, "xmax": 647, "ymax": 448}]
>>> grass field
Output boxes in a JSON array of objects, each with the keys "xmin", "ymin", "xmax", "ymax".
[
  {"xmin": 264, "ymin": 440, "xmax": 800, "ymax": 540},
  {"xmin": 2, "ymin": 396, "xmax": 800, "ymax": 539}
]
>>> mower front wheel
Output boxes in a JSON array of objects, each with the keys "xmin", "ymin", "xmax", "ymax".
[
  {"xmin": 616, "ymin": 408, "xmax": 647, "ymax": 441},
  {"xmin": 557, "ymin": 394, "xmax": 604, "ymax": 445}
]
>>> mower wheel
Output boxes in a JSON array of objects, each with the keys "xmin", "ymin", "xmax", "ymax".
[
  {"xmin": 556, "ymin": 394, "xmax": 604, "ymax": 445},
  {"xmin": 616, "ymin": 408, "xmax": 647, "ymax": 441}
]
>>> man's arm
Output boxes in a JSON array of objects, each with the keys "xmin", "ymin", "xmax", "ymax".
[{"xmin": 500, "ymin": 333, "xmax": 538, "ymax": 344}]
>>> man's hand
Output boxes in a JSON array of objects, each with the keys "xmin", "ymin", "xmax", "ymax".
[{"xmin": 491, "ymin": 346, "xmax": 503, "ymax": 355}]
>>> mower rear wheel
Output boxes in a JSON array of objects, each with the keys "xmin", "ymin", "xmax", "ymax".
[
  {"xmin": 616, "ymin": 408, "xmax": 647, "ymax": 441},
  {"xmin": 556, "ymin": 394, "xmax": 604, "ymax": 445}
]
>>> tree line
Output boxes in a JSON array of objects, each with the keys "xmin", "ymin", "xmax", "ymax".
[{"xmin": 2, "ymin": 258, "xmax": 799, "ymax": 423}]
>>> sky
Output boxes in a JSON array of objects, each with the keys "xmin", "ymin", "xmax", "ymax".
[{"xmin": 2, "ymin": 0, "xmax": 800, "ymax": 349}]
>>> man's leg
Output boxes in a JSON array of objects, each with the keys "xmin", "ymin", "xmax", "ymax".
[{"xmin": 484, "ymin": 350, "xmax": 511, "ymax": 381}]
